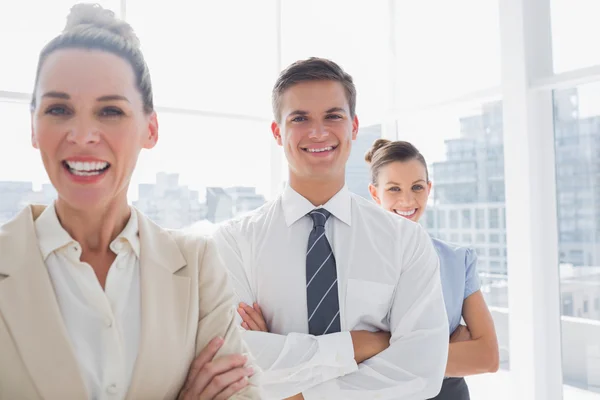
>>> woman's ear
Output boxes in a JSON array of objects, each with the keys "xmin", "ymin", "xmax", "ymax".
[{"xmin": 369, "ymin": 184, "xmax": 381, "ymax": 205}]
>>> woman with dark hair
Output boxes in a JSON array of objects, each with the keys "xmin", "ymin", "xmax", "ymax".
[
  {"xmin": 0, "ymin": 4, "xmax": 260, "ymax": 399},
  {"xmin": 365, "ymin": 139, "xmax": 499, "ymax": 400}
]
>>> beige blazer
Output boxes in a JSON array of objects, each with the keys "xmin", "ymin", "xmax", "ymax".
[{"xmin": 0, "ymin": 205, "xmax": 262, "ymax": 400}]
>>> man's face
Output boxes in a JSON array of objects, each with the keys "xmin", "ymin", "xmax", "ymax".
[{"xmin": 272, "ymin": 80, "xmax": 359, "ymax": 184}]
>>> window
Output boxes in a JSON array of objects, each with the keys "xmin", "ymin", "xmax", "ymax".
[
  {"xmin": 462, "ymin": 209, "xmax": 472, "ymax": 228},
  {"xmin": 437, "ymin": 210, "xmax": 446, "ymax": 229},
  {"xmin": 449, "ymin": 210, "xmax": 459, "ymax": 229},
  {"xmin": 490, "ymin": 234, "xmax": 500, "ymax": 243},
  {"xmin": 489, "ymin": 248, "xmax": 501, "ymax": 257},
  {"xmin": 402, "ymin": 101, "xmax": 508, "ymax": 321},
  {"xmin": 551, "ymin": 0, "xmax": 600, "ymax": 73},
  {"xmin": 425, "ymin": 209, "xmax": 435, "ymax": 229},
  {"xmin": 132, "ymin": 113, "xmax": 271, "ymax": 228},
  {"xmin": 554, "ymin": 83, "xmax": 600, "ymax": 392},
  {"xmin": 476, "ymin": 209, "xmax": 485, "ymax": 229},
  {"xmin": 127, "ymin": 0, "xmax": 277, "ymax": 117},
  {"xmin": 0, "ymin": 101, "xmax": 49, "ymax": 224},
  {"xmin": 490, "ymin": 261, "xmax": 501, "ymax": 271},
  {"xmin": 562, "ymin": 293, "xmax": 574, "ymax": 316},
  {"xmin": 0, "ymin": 0, "xmax": 120, "ymax": 92},
  {"xmin": 281, "ymin": 0, "xmax": 388, "ymax": 124},
  {"xmin": 346, "ymin": 124, "xmax": 383, "ymax": 199},
  {"xmin": 489, "ymin": 208, "xmax": 500, "ymax": 229},
  {"xmin": 393, "ymin": 0, "xmax": 500, "ymax": 108}
]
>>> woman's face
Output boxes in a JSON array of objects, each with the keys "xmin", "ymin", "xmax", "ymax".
[
  {"xmin": 31, "ymin": 48, "xmax": 158, "ymax": 211},
  {"xmin": 369, "ymin": 159, "xmax": 431, "ymax": 222}
]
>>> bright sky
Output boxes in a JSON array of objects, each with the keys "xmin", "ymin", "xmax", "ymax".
[{"xmin": 1, "ymin": 0, "xmax": 598, "ymax": 200}]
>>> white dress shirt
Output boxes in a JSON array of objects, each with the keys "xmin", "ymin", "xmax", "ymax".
[
  {"xmin": 35, "ymin": 203, "xmax": 141, "ymax": 400},
  {"xmin": 213, "ymin": 185, "xmax": 449, "ymax": 400}
]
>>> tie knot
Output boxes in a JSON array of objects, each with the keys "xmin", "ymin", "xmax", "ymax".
[{"xmin": 309, "ymin": 209, "xmax": 331, "ymax": 228}]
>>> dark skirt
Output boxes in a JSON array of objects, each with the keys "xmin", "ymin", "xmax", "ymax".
[{"xmin": 428, "ymin": 377, "xmax": 470, "ymax": 400}]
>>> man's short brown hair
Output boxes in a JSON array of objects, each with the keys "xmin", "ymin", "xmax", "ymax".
[{"xmin": 272, "ymin": 57, "xmax": 356, "ymax": 123}]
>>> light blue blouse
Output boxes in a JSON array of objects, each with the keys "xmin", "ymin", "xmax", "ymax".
[{"xmin": 431, "ymin": 237, "xmax": 481, "ymax": 335}]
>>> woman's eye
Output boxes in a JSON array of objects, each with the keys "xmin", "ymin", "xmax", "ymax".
[
  {"xmin": 101, "ymin": 107, "xmax": 124, "ymax": 117},
  {"xmin": 45, "ymin": 106, "xmax": 70, "ymax": 116}
]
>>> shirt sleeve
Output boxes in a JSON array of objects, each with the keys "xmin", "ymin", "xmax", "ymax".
[
  {"xmin": 463, "ymin": 248, "xmax": 481, "ymax": 299},
  {"xmin": 302, "ymin": 222, "xmax": 449, "ymax": 400},
  {"xmin": 194, "ymin": 237, "xmax": 262, "ymax": 399},
  {"xmin": 212, "ymin": 223, "xmax": 358, "ymax": 400}
]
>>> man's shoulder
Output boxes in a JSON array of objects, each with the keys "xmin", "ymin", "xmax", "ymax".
[
  {"xmin": 351, "ymin": 193, "xmax": 422, "ymax": 235},
  {"xmin": 216, "ymin": 199, "xmax": 279, "ymax": 235}
]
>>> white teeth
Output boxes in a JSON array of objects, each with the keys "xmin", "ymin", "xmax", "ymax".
[
  {"xmin": 306, "ymin": 146, "xmax": 334, "ymax": 153},
  {"xmin": 395, "ymin": 209, "xmax": 416, "ymax": 217},
  {"xmin": 66, "ymin": 160, "xmax": 109, "ymax": 172},
  {"xmin": 71, "ymin": 170, "xmax": 103, "ymax": 177}
]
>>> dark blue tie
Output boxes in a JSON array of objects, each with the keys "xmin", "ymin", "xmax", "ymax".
[{"xmin": 306, "ymin": 209, "xmax": 341, "ymax": 335}]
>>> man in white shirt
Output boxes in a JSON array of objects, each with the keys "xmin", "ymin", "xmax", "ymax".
[{"xmin": 213, "ymin": 57, "xmax": 448, "ymax": 400}]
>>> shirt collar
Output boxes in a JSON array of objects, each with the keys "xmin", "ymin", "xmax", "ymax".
[
  {"xmin": 281, "ymin": 184, "xmax": 352, "ymax": 227},
  {"xmin": 111, "ymin": 208, "xmax": 140, "ymax": 258},
  {"xmin": 35, "ymin": 202, "xmax": 76, "ymax": 260},
  {"xmin": 34, "ymin": 202, "xmax": 140, "ymax": 260}
]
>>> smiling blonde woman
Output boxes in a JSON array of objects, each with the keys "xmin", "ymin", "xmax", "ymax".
[{"xmin": 0, "ymin": 4, "xmax": 260, "ymax": 400}]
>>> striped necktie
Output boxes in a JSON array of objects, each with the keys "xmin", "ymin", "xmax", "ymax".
[{"xmin": 306, "ymin": 209, "xmax": 341, "ymax": 335}]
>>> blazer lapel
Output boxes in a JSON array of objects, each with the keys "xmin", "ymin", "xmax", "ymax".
[
  {"xmin": 126, "ymin": 209, "xmax": 191, "ymax": 400},
  {"xmin": 0, "ymin": 205, "xmax": 88, "ymax": 399}
]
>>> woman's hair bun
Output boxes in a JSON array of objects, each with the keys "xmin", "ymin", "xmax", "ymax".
[
  {"xmin": 64, "ymin": 3, "xmax": 140, "ymax": 46},
  {"xmin": 364, "ymin": 138, "xmax": 392, "ymax": 163}
]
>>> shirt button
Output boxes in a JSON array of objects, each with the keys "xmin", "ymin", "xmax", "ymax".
[
  {"xmin": 106, "ymin": 383, "xmax": 118, "ymax": 395},
  {"xmin": 104, "ymin": 317, "xmax": 113, "ymax": 328}
]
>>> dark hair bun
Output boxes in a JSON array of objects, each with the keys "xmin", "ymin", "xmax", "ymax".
[
  {"xmin": 64, "ymin": 3, "xmax": 139, "ymax": 46},
  {"xmin": 364, "ymin": 138, "xmax": 391, "ymax": 163}
]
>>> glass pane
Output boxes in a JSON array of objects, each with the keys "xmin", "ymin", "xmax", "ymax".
[
  {"xmin": 132, "ymin": 112, "xmax": 272, "ymax": 229},
  {"xmin": 281, "ymin": 0, "xmax": 388, "ymax": 125},
  {"xmin": 0, "ymin": 100, "xmax": 53, "ymax": 223},
  {"xmin": 399, "ymin": 100, "xmax": 509, "ymax": 370},
  {"xmin": 462, "ymin": 209, "xmax": 472, "ymax": 228},
  {"xmin": 394, "ymin": 0, "xmax": 501, "ymax": 107},
  {"xmin": 551, "ymin": 0, "xmax": 600, "ymax": 73},
  {"xmin": 449, "ymin": 210, "xmax": 459, "ymax": 229},
  {"xmin": 554, "ymin": 82, "xmax": 600, "ymax": 395},
  {"xmin": 345, "ymin": 124, "xmax": 382, "ymax": 200},
  {"xmin": 0, "ymin": 0, "xmax": 120, "ymax": 93},
  {"xmin": 127, "ymin": 0, "xmax": 277, "ymax": 117}
]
